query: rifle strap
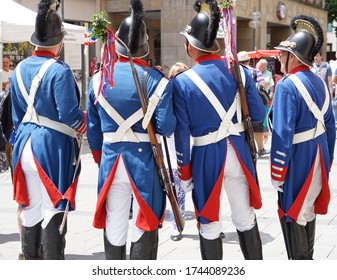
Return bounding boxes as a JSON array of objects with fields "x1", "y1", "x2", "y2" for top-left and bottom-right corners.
[
  {"x1": 143, "y1": 68, "x2": 148, "y2": 99},
  {"x1": 142, "y1": 71, "x2": 168, "y2": 130},
  {"x1": 143, "y1": 70, "x2": 177, "y2": 198},
  {"x1": 232, "y1": 64, "x2": 250, "y2": 119}
]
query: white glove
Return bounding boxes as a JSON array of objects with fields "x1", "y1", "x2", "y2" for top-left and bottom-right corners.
[
  {"x1": 271, "y1": 179, "x2": 284, "y2": 192},
  {"x1": 180, "y1": 178, "x2": 194, "y2": 193}
]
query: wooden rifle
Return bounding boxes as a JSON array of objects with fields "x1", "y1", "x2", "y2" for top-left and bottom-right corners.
[
  {"x1": 231, "y1": 61, "x2": 260, "y2": 187},
  {"x1": 163, "y1": 137, "x2": 177, "y2": 196},
  {"x1": 59, "y1": 78, "x2": 85, "y2": 234},
  {"x1": 59, "y1": 133, "x2": 84, "y2": 234},
  {"x1": 118, "y1": 38, "x2": 185, "y2": 233}
]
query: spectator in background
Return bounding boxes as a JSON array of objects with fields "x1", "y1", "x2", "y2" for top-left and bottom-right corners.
[
  {"x1": 329, "y1": 51, "x2": 337, "y2": 77},
  {"x1": 311, "y1": 51, "x2": 333, "y2": 96},
  {"x1": 0, "y1": 90, "x2": 10, "y2": 173},
  {"x1": 0, "y1": 58, "x2": 14, "y2": 173},
  {"x1": 90, "y1": 56, "x2": 97, "y2": 77},
  {"x1": 332, "y1": 63, "x2": 337, "y2": 127},
  {"x1": 330, "y1": 52, "x2": 337, "y2": 126},
  {"x1": 238, "y1": 51, "x2": 269, "y2": 157},
  {"x1": 169, "y1": 62, "x2": 189, "y2": 78},
  {"x1": 166, "y1": 62, "x2": 189, "y2": 241},
  {"x1": 1, "y1": 56, "x2": 14, "y2": 91},
  {"x1": 256, "y1": 59, "x2": 275, "y2": 145},
  {"x1": 9, "y1": 62, "x2": 15, "y2": 71}
]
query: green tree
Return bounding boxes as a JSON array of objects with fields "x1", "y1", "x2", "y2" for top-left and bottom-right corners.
[{"x1": 327, "y1": 0, "x2": 337, "y2": 36}]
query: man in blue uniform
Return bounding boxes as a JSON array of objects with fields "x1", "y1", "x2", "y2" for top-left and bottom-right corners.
[
  {"x1": 86, "y1": 0, "x2": 176, "y2": 260},
  {"x1": 271, "y1": 15, "x2": 336, "y2": 259},
  {"x1": 10, "y1": 0, "x2": 86, "y2": 260},
  {"x1": 172, "y1": 0, "x2": 265, "y2": 260}
]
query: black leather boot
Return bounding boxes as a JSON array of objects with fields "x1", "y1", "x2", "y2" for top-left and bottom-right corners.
[
  {"x1": 199, "y1": 234, "x2": 223, "y2": 260},
  {"x1": 130, "y1": 230, "x2": 158, "y2": 260},
  {"x1": 236, "y1": 222, "x2": 263, "y2": 260},
  {"x1": 305, "y1": 218, "x2": 316, "y2": 260},
  {"x1": 41, "y1": 213, "x2": 66, "y2": 260},
  {"x1": 22, "y1": 221, "x2": 43, "y2": 260},
  {"x1": 103, "y1": 230, "x2": 126, "y2": 260},
  {"x1": 285, "y1": 221, "x2": 309, "y2": 260}
]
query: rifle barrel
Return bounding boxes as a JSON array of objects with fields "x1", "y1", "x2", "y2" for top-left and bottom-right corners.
[{"x1": 118, "y1": 37, "x2": 185, "y2": 232}]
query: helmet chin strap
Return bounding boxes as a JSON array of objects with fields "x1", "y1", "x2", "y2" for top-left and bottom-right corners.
[
  {"x1": 185, "y1": 40, "x2": 192, "y2": 59},
  {"x1": 55, "y1": 41, "x2": 64, "y2": 59},
  {"x1": 285, "y1": 52, "x2": 290, "y2": 74}
]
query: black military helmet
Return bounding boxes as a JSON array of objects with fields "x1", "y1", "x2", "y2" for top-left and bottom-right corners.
[
  {"x1": 275, "y1": 15, "x2": 323, "y2": 67},
  {"x1": 116, "y1": 0, "x2": 149, "y2": 58},
  {"x1": 30, "y1": 0, "x2": 66, "y2": 47},
  {"x1": 181, "y1": 0, "x2": 220, "y2": 53}
]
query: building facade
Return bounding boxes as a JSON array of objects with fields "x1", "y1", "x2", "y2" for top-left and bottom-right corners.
[
  {"x1": 19, "y1": 0, "x2": 328, "y2": 70},
  {"x1": 102, "y1": 0, "x2": 329, "y2": 72}
]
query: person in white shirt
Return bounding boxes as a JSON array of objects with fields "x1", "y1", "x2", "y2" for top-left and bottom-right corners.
[
  {"x1": 256, "y1": 59, "x2": 275, "y2": 146},
  {"x1": 1, "y1": 56, "x2": 13, "y2": 91},
  {"x1": 311, "y1": 51, "x2": 333, "y2": 96}
]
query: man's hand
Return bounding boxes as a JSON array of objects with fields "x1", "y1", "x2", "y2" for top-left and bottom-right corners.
[
  {"x1": 271, "y1": 179, "x2": 284, "y2": 192},
  {"x1": 181, "y1": 178, "x2": 194, "y2": 193}
]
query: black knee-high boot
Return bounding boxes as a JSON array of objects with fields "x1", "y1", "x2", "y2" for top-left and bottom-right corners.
[
  {"x1": 41, "y1": 213, "x2": 66, "y2": 260},
  {"x1": 103, "y1": 229, "x2": 126, "y2": 260},
  {"x1": 282, "y1": 221, "x2": 308, "y2": 260},
  {"x1": 22, "y1": 221, "x2": 43, "y2": 260},
  {"x1": 199, "y1": 234, "x2": 223, "y2": 260},
  {"x1": 236, "y1": 222, "x2": 263, "y2": 260},
  {"x1": 305, "y1": 218, "x2": 316, "y2": 260},
  {"x1": 130, "y1": 230, "x2": 158, "y2": 260}
]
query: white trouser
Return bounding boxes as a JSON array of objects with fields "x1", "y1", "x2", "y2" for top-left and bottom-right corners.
[
  {"x1": 296, "y1": 149, "x2": 322, "y2": 226},
  {"x1": 105, "y1": 157, "x2": 144, "y2": 246},
  {"x1": 200, "y1": 139, "x2": 256, "y2": 239},
  {"x1": 20, "y1": 138, "x2": 61, "y2": 228}
]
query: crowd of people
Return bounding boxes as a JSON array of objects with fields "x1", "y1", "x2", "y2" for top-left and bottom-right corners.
[{"x1": 1, "y1": 0, "x2": 336, "y2": 261}]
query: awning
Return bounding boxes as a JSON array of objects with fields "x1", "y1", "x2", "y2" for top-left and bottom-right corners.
[{"x1": 247, "y1": 50, "x2": 281, "y2": 59}]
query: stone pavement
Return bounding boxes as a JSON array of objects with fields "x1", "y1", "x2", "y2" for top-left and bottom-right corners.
[{"x1": 1, "y1": 137, "x2": 337, "y2": 261}]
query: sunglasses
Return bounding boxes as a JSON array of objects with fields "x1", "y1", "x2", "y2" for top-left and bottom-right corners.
[{"x1": 9, "y1": 64, "x2": 14, "y2": 68}]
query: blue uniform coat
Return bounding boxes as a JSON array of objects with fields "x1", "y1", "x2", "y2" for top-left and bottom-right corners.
[
  {"x1": 10, "y1": 51, "x2": 85, "y2": 211},
  {"x1": 270, "y1": 66, "x2": 335, "y2": 221},
  {"x1": 172, "y1": 54, "x2": 266, "y2": 224},
  {"x1": 87, "y1": 59, "x2": 176, "y2": 231}
]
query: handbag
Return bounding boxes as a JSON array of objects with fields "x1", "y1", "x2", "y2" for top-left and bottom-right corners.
[
  {"x1": 256, "y1": 83, "x2": 270, "y2": 106},
  {"x1": 252, "y1": 69, "x2": 270, "y2": 106}
]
